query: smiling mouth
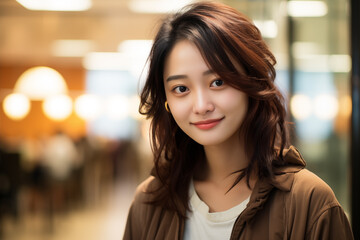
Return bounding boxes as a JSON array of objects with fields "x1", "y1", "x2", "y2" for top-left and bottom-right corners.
[{"x1": 191, "y1": 117, "x2": 224, "y2": 130}]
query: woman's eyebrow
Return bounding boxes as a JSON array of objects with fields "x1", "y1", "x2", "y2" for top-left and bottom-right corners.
[
  {"x1": 166, "y1": 74, "x2": 187, "y2": 82},
  {"x1": 166, "y1": 70, "x2": 215, "y2": 82},
  {"x1": 203, "y1": 69, "x2": 215, "y2": 76}
]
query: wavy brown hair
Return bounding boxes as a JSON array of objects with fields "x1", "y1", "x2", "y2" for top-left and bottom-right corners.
[{"x1": 140, "y1": 1, "x2": 288, "y2": 218}]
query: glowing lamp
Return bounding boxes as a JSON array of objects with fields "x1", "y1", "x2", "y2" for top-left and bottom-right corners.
[
  {"x1": 314, "y1": 95, "x2": 339, "y2": 120},
  {"x1": 287, "y1": 1, "x2": 328, "y2": 17},
  {"x1": 290, "y1": 94, "x2": 312, "y2": 120},
  {"x1": 16, "y1": 0, "x2": 92, "y2": 11},
  {"x1": 2, "y1": 93, "x2": 31, "y2": 120},
  {"x1": 14, "y1": 66, "x2": 68, "y2": 100},
  {"x1": 74, "y1": 94, "x2": 102, "y2": 120},
  {"x1": 338, "y1": 95, "x2": 352, "y2": 118},
  {"x1": 43, "y1": 94, "x2": 73, "y2": 121}
]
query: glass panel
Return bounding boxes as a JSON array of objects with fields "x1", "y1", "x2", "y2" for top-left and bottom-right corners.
[
  {"x1": 289, "y1": 0, "x2": 350, "y2": 215},
  {"x1": 225, "y1": 0, "x2": 351, "y2": 215}
]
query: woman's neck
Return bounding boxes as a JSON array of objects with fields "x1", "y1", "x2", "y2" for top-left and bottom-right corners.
[
  {"x1": 201, "y1": 136, "x2": 249, "y2": 184},
  {"x1": 193, "y1": 135, "x2": 256, "y2": 212}
]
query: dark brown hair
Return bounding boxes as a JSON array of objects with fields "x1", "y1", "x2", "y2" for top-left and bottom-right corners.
[{"x1": 140, "y1": 1, "x2": 288, "y2": 218}]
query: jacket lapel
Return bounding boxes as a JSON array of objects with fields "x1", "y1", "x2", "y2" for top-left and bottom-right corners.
[{"x1": 229, "y1": 146, "x2": 306, "y2": 239}]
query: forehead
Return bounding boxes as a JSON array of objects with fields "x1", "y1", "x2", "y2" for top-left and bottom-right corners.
[
  {"x1": 163, "y1": 40, "x2": 211, "y2": 77},
  {"x1": 163, "y1": 39, "x2": 247, "y2": 80}
]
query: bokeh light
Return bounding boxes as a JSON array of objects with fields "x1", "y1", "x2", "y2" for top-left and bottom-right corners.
[
  {"x1": 14, "y1": 66, "x2": 68, "y2": 100},
  {"x1": 2, "y1": 93, "x2": 31, "y2": 120},
  {"x1": 338, "y1": 95, "x2": 352, "y2": 118},
  {"x1": 42, "y1": 94, "x2": 73, "y2": 121},
  {"x1": 74, "y1": 94, "x2": 102, "y2": 120},
  {"x1": 314, "y1": 94, "x2": 339, "y2": 120},
  {"x1": 290, "y1": 94, "x2": 312, "y2": 120},
  {"x1": 105, "y1": 95, "x2": 129, "y2": 120}
]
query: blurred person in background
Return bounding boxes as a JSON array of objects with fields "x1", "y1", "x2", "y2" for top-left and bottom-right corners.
[
  {"x1": 124, "y1": 2, "x2": 353, "y2": 239},
  {"x1": 42, "y1": 131, "x2": 78, "y2": 183},
  {"x1": 42, "y1": 130, "x2": 78, "y2": 212}
]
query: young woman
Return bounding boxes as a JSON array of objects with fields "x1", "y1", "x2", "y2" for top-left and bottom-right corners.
[{"x1": 124, "y1": 2, "x2": 353, "y2": 239}]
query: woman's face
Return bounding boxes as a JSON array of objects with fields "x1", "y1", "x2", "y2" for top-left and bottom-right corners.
[{"x1": 163, "y1": 40, "x2": 248, "y2": 147}]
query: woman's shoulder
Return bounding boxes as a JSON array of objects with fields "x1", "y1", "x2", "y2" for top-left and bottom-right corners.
[
  {"x1": 132, "y1": 176, "x2": 159, "y2": 203},
  {"x1": 277, "y1": 146, "x2": 339, "y2": 205},
  {"x1": 290, "y1": 168, "x2": 339, "y2": 208},
  {"x1": 127, "y1": 176, "x2": 162, "y2": 221},
  {"x1": 285, "y1": 168, "x2": 353, "y2": 238}
]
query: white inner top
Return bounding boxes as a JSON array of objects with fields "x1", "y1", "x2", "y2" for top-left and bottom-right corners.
[{"x1": 183, "y1": 181, "x2": 250, "y2": 240}]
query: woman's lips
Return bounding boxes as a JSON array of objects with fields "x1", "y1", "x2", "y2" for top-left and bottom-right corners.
[{"x1": 192, "y1": 117, "x2": 224, "y2": 130}]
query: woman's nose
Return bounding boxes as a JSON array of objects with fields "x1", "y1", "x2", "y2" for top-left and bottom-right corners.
[{"x1": 192, "y1": 90, "x2": 215, "y2": 115}]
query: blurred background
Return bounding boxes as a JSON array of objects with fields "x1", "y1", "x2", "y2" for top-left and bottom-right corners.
[{"x1": 0, "y1": 0, "x2": 354, "y2": 239}]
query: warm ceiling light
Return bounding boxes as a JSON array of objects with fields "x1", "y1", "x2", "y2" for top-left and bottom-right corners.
[
  {"x1": 74, "y1": 94, "x2": 102, "y2": 120},
  {"x1": 2, "y1": 93, "x2": 31, "y2": 120},
  {"x1": 82, "y1": 52, "x2": 129, "y2": 70},
  {"x1": 16, "y1": 0, "x2": 92, "y2": 11},
  {"x1": 328, "y1": 55, "x2": 351, "y2": 73},
  {"x1": 14, "y1": 66, "x2": 68, "y2": 100},
  {"x1": 43, "y1": 94, "x2": 73, "y2": 121},
  {"x1": 129, "y1": 0, "x2": 195, "y2": 14},
  {"x1": 117, "y1": 40, "x2": 153, "y2": 54},
  {"x1": 294, "y1": 54, "x2": 351, "y2": 72},
  {"x1": 290, "y1": 94, "x2": 312, "y2": 120},
  {"x1": 253, "y1": 20, "x2": 278, "y2": 39},
  {"x1": 287, "y1": 1, "x2": 328, "y2": 17},
  {"x1": 52, "y1": 40, "x2": 95, "y2": 57}
]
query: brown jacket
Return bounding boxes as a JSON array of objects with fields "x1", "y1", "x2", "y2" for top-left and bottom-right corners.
[{"x1": 123, "y1": 146, "x2": 354, "y2": 239}]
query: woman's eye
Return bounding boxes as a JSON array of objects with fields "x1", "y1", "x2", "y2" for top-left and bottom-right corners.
[
  {"x1": 173, "y1": 86, "x2": 188, "y2": 94},
  {"x1": 211, "y1": 79, "x2": 224, "y2": 87}
]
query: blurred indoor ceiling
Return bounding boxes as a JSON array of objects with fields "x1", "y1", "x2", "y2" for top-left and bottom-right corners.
[
  {"x1": 0, "y1": 0, "x2": 180, "y2": 67},
  {"x1": 1, "y1": 0, "x2": 341, "y2": 69}
]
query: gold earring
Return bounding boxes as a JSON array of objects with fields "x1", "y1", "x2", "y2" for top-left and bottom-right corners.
[{"x1": 165, "y1": 101, "x2": 170, "y2": 112}]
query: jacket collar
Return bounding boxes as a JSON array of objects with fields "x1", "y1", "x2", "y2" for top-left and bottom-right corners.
[
  {"x1": 271, "y1": 145, "x2": 306, "y2": 191},
  {"x1": 231, "y1": 146, "x2": 306, "y2": 233}
]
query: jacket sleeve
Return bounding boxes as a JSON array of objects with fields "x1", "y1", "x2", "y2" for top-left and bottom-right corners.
[
  {"x1": 306, "y1": 205, "x2": 354, "y2": 240},
  {"x1": 123, "y1": 202, "x2": 142, "y2": 240},
  {"x1": 123, "y1": 177, "x2": 155, "y2": 240}
]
